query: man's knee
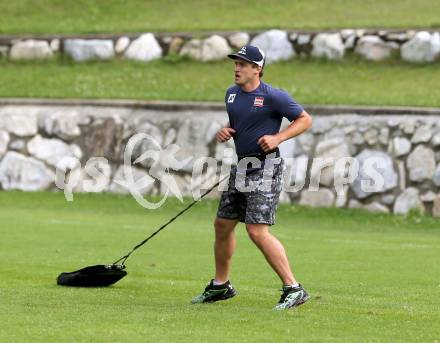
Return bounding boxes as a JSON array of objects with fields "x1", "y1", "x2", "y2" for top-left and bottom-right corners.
[
  {"x1": 214, "y1": 217, "x2": 237, "y2": 239},
  {"x1": 246, "y1": 224, "x2": 269, "y2": 243}
]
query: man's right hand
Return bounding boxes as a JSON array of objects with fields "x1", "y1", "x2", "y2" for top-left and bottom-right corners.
[{"x1": 216, "y1": 127, "x2": 236, "y2": 143}]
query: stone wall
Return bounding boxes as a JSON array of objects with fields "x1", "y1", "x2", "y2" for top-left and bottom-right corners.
[
  {"x1": 1, "y1": 29, "x2": 440, "y2": 63},
  {"x1": 0, "y1": 102, "x2": 439, "y2": 216}
]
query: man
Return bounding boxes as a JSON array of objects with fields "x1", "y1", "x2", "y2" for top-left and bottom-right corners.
[{"x1": 191, "y1": 45, "x2": 313, "y2": 310}]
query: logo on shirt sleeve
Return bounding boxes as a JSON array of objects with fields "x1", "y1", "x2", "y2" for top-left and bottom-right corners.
[
  {"x1": 227, "y1": 94, "x2": 236, "y2": 103},
  {"x1": 253, "y1": 97, "x2": 264, "y2": 107}
]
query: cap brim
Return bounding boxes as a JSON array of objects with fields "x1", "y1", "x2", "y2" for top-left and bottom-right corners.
[{"x1": 227, "y1": 53, "x2": 258, "y2": 65}]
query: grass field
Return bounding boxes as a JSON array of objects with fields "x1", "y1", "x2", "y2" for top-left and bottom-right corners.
[
  {"x1": 1, "y1": 56, "x2": 440, "y2": 107},
  {"x1": 1, "y1": 191, "x2": 439, "y2": 342},
  {"x1": 0, "y1": 0, "x2": 439, "y2": 34}
]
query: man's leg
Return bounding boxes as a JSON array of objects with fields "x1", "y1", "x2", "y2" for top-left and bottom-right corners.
[
  {"x1": 214, "y1": 217, "x2": 239, "y2": 282},
  {"x1": 246, "y1": 223, "x2": 297, "y2": 285}
]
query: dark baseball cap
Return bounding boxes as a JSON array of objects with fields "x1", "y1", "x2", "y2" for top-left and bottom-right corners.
[{"x1": 227, "y1": 45, "x2": 266, "y2": 68}]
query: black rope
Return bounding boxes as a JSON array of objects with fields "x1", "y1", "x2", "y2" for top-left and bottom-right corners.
[{"x1": 112, "y1": 174, "x2": 229, "y2": 266}]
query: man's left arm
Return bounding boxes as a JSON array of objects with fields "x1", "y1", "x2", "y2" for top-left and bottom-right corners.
[{"x1": 258, "y1": 110, "x2": 312, "y2": 153}]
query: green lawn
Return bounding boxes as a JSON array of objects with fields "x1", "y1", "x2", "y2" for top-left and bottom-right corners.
[
  {"x1": 0, "y1": 0, "x2": 439, "y2": 34},
  {"x1": 1, "y1": 57, "x2": 440, "y2": 107},
  {"x1": 1, "y1": 191, "x2": 439, "y2": 342}
]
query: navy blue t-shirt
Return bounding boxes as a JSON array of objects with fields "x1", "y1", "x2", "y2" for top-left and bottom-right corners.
[{"x1": 225, "y1": 81, "x2": 304, "y2": 156}]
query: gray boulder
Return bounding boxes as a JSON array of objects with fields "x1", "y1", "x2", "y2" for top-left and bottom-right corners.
[
  {"x1": 200, "y1": 35, "x2": 232, "y2": 61},
  {"x1": 27, "y1": 135, "x2": 82, "y2": 168},
  {"x1": 250, "y1": 30, "x2": 295, "y2": 64},
  {"x1": 9, "y1": 40, "x2": 53, "y2": 60},
  {"x1": 433, "y1": 164, "x2": 440, "y2": 186},
  {"x1": 180, "y1": 39, "x2": 203, "y2": 60},
  {"x1": 411, "y1": 124, "x2": 433, "y2": 143},
  {"x1": 0, "y1": 108, "x2": 38, "y2": 136},
  {"x1": 38, "y1": 111, "x2": 82, "y2": 140},
  {"x1": 64, "y1": 39, "x2": 114, "y2": 62},
  {"x1": 115, "y1": 36, "x2": 130, "y2": 54},
  {"x1": 389, "y1": 137, "x2": 411, "y2": 157},
  {"x1": 228, "y1": 32, "x2": 250, "y2": 48},
  {"x1": 406, "y1": 145, "x2": 436, "y2": 182},
  {"x1": 401, "y1": 31, "x2": 440, "y2": 63},
  {"x1": 124, "y1": 33, "x2": 162, "y2": 62},
  {"x1": 431, "y1": 131, "x2": 440, "y2": 147},
  {"x1": 393, "y1": 188, "x2": 424, "y2": 215},
  {"x1": 351, "y1": 149, "x2": 398, "y2": 199},
  {"x1": 355, "y1": 36, "x2": 397, "y2": 61},
  {"x1": 312, "y1": 136, "x2": 351, "y2": 186},
  {"x1": 0, "y1": 151, "x2": 55, "y2": 191},
  {"x1": 311, "y1": 33, "x2": 345, "y2": 60},
  {"x1": 109, "y1": 165, "x2": 155, "y2": 195},
  {"x1": 363, "y1": 202, "x2": 390, "y2": 214},
  {"x1": 0, "y1": 130, "x2": 9, "y2": 158},
  {"x1": 299, "y1": 189, "x2": 335, "y2": 208}
]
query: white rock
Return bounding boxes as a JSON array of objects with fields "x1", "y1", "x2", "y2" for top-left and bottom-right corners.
[
  {"x1": 431, "y1": 132, "x2": 440, "y2": 147},
  {"x1": 393, "y1": 188, "x2": 424, "y2": 215},
  {"x1": 163, "y1": 128, "x2": 177, "y2": 147},
  {"x1": 250, "y1": 29, "x2": 295, "y2": 64},
  {"x1": 74, "y1": 157, "x2": 111, "y2": 193},
  {"x1": 381, "y1": 194, "x2": 395, "y2": 205},
  {"x1": 351, "y1": 150, "x2": 398, "y2": 199},
  {"x1": 344, "y1": 35, "x2": 357, "y2": 49},
  {"x1": 311, "y1": 33, "x2": 345, "y2": 60},
  {"x1": 364, "y1": 202, "x2": 390, "y2": 214},
  {"x1": 433, "y1": 164, "x2": 440, "y2": 186},
  {"x1": 312, "y1": 136, "x2": 351, "y2": 186},
  {"x1": 420, "y1": 191, "x2": 437, "y2": 202},
  {"x1": 9, "y1": 40, "x2": 53, "y2": 60},
  {"x1": 228, "y1": 32, "x2": 250, "y2": 48},
  {"x1": 115, "y1": 36, "x2": 130, "y2": 54},
  {"x1": 401, "y1": 31, "x2": 440, "y2": 63},
  {"x1": 0, "y1": 130, "x2": 9, "y2": 157},
  {"x1": 348, "y1": 199, "x2": 362, "y2": 209},
  {"x1": 297, "y1": 34, "x2": 311, "y2": 45},
  {"x1": 279, "y1": 138, "x2": 297, "y2": 159},
  {"x1": 64, "y1": 39, "x2": 114, "y2": 62},
  {"x1": 205, "y1": 121, "x2": 222, "y2": 144},
  {"x1": 283, "y1": 155, "x2": 308, "y2": 191},
  {"x1": 38, "y1": 111, "x2": 82, "y2": 140},
  {"x1": 341, "y1": 29, "x2": 356, "y2": 40},
  {"x1": 200, "y1": 35, "x2": 232, "y2": 61},
  {"x1": 180, "y1": 39, "x2": 202, "y2": 60},
  {"x1": 109, "y1": 165, "x2": 154, "y2": 195},
  {"x1": 390, "y1": 137, "x2": 411, "y2": 156},
  {"x1": 355, "y1": 35, "x2": 396, "y2": 61},
  {"x1": 299, "y1": 189, "x2": 335, "y2": 207},
  {"x1": 27, "y1": 135, "x2": 82, "y2": 168},
  {"x1": 0, "y1": 108, "x2": 38, "y2": 136},
  {"x1": 50, "y1": 39, "x2": 60, "y2": 52},
  {"x1": 124, "y1": 33, "x2": 162, "y2": 61},
  {"x1": 411, "y1": 124, "x2": 433, "y2": 143},
  {"x1": 0, "y1": 151, "x2": 55, "y2": 191},
  {"x1": 406, "y1": 145, "x2": 436, "y2": 182}
]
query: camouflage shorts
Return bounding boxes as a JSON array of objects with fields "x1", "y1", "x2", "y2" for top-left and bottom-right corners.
[{"x1": 216, "y1": 158, "x2": 284, "y2": 225}]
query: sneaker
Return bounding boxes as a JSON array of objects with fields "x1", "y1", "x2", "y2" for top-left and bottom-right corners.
[
  {"x1": 274, "y1": 284, "x2": 310, "y2": 310},
  {"x1": 191, "y1": 279, "x2": 237, "y2": 304}
]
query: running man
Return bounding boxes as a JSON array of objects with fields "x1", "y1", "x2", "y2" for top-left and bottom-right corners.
[{"x1": 191, "y1": 45, "x2": 313, "y2": 309}]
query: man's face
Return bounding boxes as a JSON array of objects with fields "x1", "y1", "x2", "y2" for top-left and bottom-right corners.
[{"x1": 234, "y1": 59, "x2": 260, "y2": 86}]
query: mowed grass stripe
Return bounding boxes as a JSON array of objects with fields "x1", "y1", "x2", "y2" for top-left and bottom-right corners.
[
  {"x1": 1, "y1": 57, "x2": 440, "y2": 107},
  {"x1": 1, "y1": 0, "x2": 440, "y2": 34}
]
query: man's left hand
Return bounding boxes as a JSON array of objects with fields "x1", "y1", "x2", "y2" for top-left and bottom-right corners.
[{"x1": 257, "y1": 135, "x2": 281, "y2": 152}]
